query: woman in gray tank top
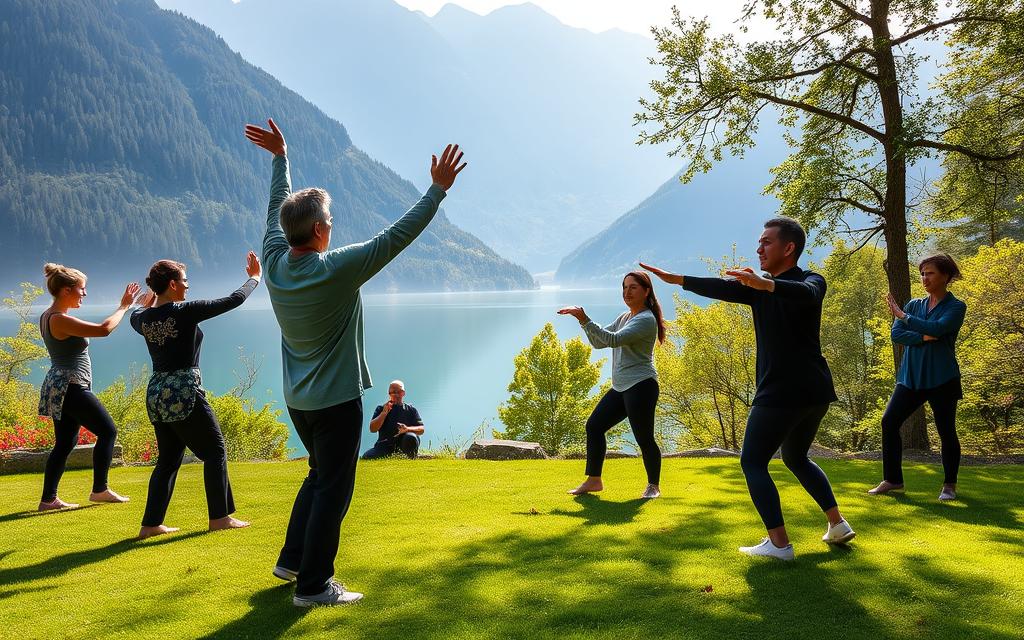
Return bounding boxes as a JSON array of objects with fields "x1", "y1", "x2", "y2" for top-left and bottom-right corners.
[{"x1": 37, "y1": 263, "x2": 140, "y2": 511}]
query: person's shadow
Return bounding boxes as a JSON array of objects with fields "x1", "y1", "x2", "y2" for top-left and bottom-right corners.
[
  {"x1": 199, "y1": 584, "x2": 305, "y2": 639},
  {"x1": 546, "y1": 496, "x2": 649, "y2": 525}
]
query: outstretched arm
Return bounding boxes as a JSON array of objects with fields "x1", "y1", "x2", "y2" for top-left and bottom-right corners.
[
  {"x1": 726, "y1": 269, "x2": 827, "y2": 304},
  {"x1": 326, "y1": 144, "x2": 467, "y2": 289},
  {"x1": 245, "y1": 119, "x2": 291, "y2": 261},
  {"x1": 178, "y1": 252, "x2": 262, "y2": 324},
  {"x1": 641, "y1": 262, "x2": 755, "y2": 305},
  {"x1": 50, "y1": 283, "x2": 141, "y2": 339}
]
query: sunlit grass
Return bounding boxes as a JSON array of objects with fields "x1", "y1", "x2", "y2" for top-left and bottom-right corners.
[{"x1": 1, "y1": 458, "x2": 1021, "y2": 639}]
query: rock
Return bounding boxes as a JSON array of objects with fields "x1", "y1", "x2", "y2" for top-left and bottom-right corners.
[
  {"x1": 464, "y1": 439, "x2": 549, "y2": 460},
  {"x1": 1, "y1": 443, "x2": 123, "y2": 475},
  {"x1": 664, "y1": 447, "x2": 740, "y2": 458}
]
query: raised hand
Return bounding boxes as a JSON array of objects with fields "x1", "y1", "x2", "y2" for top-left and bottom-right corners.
[
  {"x1": 557, "y1": 306, "x2": 589, "y2": 323},
  {"x1": 245, "y1": 251, "x2": 262, "y2": 279},
  {"x1": 886, "y1": 293, "x2": 906, "y2": 319},
  {"x1": 430, "y1": 144, "x2": 467, "y2": 191},
  {"x1": 639, "y1": 262, "x2": 684, "y2": 286},
  {"x1": 244, "y1": 118, "x2": 287, "y2": 156},
  {"x1": 120, "y1": 283, "x2": 141, "y2": 309},
  {"x1": 136, "y1": 291, "x2": 157, "y2": 308},
  {"x1": 724, "y1": 267, "x2": 773, "y2": 291}
]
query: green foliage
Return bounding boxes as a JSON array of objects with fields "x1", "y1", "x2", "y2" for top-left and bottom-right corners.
[
  {"x1": 0, "y1": 283, "x2": 47, "y2": 385},
  {"x1": 929, "y1": 1, "x2": 1024, "y2": 253},
  {"x1": 955, "y1": 239, "x2": 1024, "y2": 453},
  {"x1": 817, "y1": 244, "x2": 895, "y2": 451},
  {"x1": 496, "y1": 323, "x2": 607, "y2": 454},
  {"x1": 95, "y1": 365, "x2": 153, "y2": 464},
  {"x1": 656, "y1": 296, "x2": 755, "y2": 451},
  {"x1": 206, "y1": 393, "x2": 290, "y2": 462}
]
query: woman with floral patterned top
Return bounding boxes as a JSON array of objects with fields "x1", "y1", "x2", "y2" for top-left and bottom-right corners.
[
  {"x1": 131, "y1": 253, "x2": 261, "y2": 539},
  {"x1": 38, "y1": 263, "x2": 140, "y2": 511}
]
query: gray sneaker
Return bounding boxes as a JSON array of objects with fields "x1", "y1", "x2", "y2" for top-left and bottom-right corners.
[
  {"x1": 939, "y1": 486, "x2": 957, "y2": 501},
  {"x1": 272, "y1": 566, "x2": 298, "y2": 582},
  {"x1": 293, "y1": 580, "x2": 363, "y2": 607}
]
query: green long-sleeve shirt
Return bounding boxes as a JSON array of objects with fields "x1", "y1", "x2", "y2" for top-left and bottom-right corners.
[{"x1": 262, "y1": 154, "x2": 446, "y2": 410}]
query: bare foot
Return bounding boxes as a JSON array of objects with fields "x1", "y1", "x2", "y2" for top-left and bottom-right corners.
[
  {"x1": 209, "y1": 516, "x2": 250, "y2": 531},
  {"x1": 138, "y1": 524, "x2": 180, "y2": 540},
  {"x1": 38, "y1": 497, "x2": 79, "y2": 511},
  {"x1": 641, "y1": 483, "x2": 661, "y2": 499},
  {"x1": 90, "y1": 489, "x2": 130, "y2": 503},
  {"x1": 867, "y1": 480, "x2": 905, "y2": 495},
  {"x1": 568, "y1": 477, "x2": 603, "y2": 495}
]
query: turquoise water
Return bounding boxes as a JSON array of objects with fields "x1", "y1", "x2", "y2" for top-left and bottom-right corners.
[{"x1": 6, "y1": 287, "x2": 694, "y2": 455}]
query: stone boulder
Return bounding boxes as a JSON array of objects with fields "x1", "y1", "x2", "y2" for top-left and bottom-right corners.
[
  {"x1": 464, "y1": 439, "x2": 549, "y2": 460},
  {"x1": 1, "y1": 443, "x2": 124, "y2": 475},
  {"x1": 664, "y1": 447, "x2": 740, "y2": 458}
]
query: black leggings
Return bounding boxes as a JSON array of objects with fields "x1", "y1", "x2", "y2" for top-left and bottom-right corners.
[
  {"x1": 740, "y1": 403, "x2": 837, "y2": 530},
  {"x1": 141, "y1": 396, "x2": 234, "y2": 527},
  {"x1": 585, "y1": 377, "x2": 661, "y2": 485},
  {"x1": 42, "y1": 383, "x2": 118, "y2": 501},
  {"x1": 881, "y1": 378, "x2": 962, "y2": 485}
]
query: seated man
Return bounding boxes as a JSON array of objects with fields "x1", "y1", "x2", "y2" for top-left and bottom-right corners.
[{"x1": 362, "y1": 380, "x2": 425, "y2": 459}]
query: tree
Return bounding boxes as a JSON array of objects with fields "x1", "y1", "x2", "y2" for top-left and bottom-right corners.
[
  {"x1": 637, "y1": 0, "x2": 1021, "y2": 448},
  {"x1": 929, "y1": 0, "x2": 1024, "y2": 253},
  {"x1": 496, "y1": 323, "x2": 606, "y2": 454},
  {"x1": 818, "y1": 244, "x2": 895, "y2": 451},
  {"x1": 954, "y1": 239, "x2": 1024, "y2": 453},
  {"x1": 656, "y1": 297, "x2": 756, "y2": 451},
  {"x1": 0, "y1": 283, "x2": 47, "y2": 384}
]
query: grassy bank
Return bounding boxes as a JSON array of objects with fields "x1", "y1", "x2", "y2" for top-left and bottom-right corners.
[{"x1": 1, "y1": 458, "x2": 1021, "y2": 639}]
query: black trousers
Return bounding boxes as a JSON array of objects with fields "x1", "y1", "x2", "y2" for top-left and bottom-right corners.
[
  {"x1": 141, "y1": 396, "x2": 235, "y2": 526},
  {"x1": 881, "y1": 377, "x2": 962, "y2": 485},
  {"x1": 42, "y1": 383, "x2": 118, "y2": 501},
  {"x1": 362, "y1": 433, "x2": 420, "y2": 459},
  {"x1": 740, "y1": 403, "x2": 837, "y2": 530},
  {"x1": 278, "y1": 398, "x2": 363, "y2": 596},
  {"x1": 584, "y1": 377, "x2": 661, "y2": 485}
]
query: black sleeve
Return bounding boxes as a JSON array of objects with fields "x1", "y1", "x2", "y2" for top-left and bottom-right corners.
[
  {"x1": 177, "y1": 278, "x2": 259, "y2": 324},
  {"x1": 371, "y1": 405, "x2": 384, "y2": 419},
  {"x1": 410, "y1": 406, "x2": 423, "y2": 426},
  {"x1": 772, "y1": 272, "x2": 827, "y2": 303},
  {"x1": 129, "y1": 308, "x2": 145, "y2": 334},
  {"x1": 683, "y1": 276, "x2": 757, "y2": 305}
]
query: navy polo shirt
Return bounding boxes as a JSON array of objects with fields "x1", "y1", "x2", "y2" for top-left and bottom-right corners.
[{"x1": 371, "y1": 403, "x2": 423, "y2": 443}]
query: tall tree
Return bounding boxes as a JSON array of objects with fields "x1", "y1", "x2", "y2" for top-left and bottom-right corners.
[{"x1": 637, "y1": 0, "x2": 1021, "y2": 447}]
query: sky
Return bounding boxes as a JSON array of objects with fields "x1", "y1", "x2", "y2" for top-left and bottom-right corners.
[{"x1": 391, "y1": 0, "x2": 766, "y2": 37}]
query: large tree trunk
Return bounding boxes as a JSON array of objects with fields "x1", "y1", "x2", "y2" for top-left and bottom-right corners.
[{"x1": 874, "y1": 0, "x2": 931, "y2": 449}]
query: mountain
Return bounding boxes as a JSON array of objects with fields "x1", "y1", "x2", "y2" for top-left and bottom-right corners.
[
  {"x1": 154, "y1": 0, "x2": 681, "y2": 271},
  {"x1": 556, "y1": 134, "x2": 789, "y2": 284},
  {"x1": 0, "y1": 0, "x2": 534, "y2": 293}
]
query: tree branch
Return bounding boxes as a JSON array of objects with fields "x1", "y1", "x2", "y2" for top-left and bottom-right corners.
[
  {"x1": 890, "y1": 15, "x2": 1007, "y2": 47},
  {"x1": 753, "y1": 47, "x2": 878, "y2": 84},
  {"x1": 828, "y1": 0, "x2": 871, "y2": 25},
  {"x1": 750, "y1": 90, "x2": 886, "y2": 141},
  {"x1": 910, "y1": 139, "x2": 1024, "y2": 162}
]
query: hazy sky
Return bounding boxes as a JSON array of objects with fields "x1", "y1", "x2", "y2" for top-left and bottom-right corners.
[{"x1": 392, "y1": 0, "x2": 766, "y2": 37}]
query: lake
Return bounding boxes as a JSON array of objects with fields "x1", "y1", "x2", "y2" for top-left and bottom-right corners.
[{"x1": 4, "y1": 287, "x2": 696, "y2": 455}]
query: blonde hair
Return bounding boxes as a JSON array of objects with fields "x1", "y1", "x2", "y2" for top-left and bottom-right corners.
[{"x1": 43, "y1": 263, "x2": 87, "y2": 297}]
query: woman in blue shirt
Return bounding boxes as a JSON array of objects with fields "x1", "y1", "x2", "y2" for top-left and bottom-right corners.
[{"x1": 871, "y1": 254, "x2": 967, "y2": 501}]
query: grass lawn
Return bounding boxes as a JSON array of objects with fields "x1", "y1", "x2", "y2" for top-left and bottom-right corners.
[{"x1": 1, "y1": 457, "x2": 1021, "y2": 639}]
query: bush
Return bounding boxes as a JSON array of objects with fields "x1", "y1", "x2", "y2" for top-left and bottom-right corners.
[{"x1": 206, "y1": 393, "x2": 290, "y2": 461}]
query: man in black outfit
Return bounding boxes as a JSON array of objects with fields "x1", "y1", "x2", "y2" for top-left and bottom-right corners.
[
  {"x1": 641, "y1": 216, "x2": 855, "y2": 560},
  {"x1": 362, "y1": 380, "x2": 425, "y2": 460}
]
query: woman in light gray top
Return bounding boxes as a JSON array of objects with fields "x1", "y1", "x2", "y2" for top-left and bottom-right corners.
[
  {"x1": 38, "y1": 263, "x2": 140, "y2": 511},
  {"x1": 559, "y1": 271, "x2": 667, "y2": 498}
]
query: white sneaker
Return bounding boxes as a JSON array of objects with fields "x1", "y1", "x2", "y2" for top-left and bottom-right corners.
[
  {"x1": 641, "y1": 484, "x2": 661, "y2": 499},
  {"x1": 293, "y1": 580, "x2": 363, "y2": 607},
  {"x1": 939, "y1": 486, "x2": 957, "y2": 501},
  {"x1": 822, "y1": 519, "x2": 856, "y2": 544},
  {"x1": 738, "y1": 537, "x2": 795, "y2": 561},
  {"x1": 272, "y1": 565, "x2": 298, "y2": 582}
]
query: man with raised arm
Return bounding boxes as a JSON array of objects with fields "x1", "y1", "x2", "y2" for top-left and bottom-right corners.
[
  {"x1": 245, "y1": 119, "x2": 466, "y2": 607},
  {"x1": 641, "y1": 217, "x2": 855, "y2": 561},
  {"x1": 363, "y1": 380, "x2": 426, "y2": 460}
]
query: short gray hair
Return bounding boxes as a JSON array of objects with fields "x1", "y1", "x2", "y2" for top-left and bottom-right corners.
[
  {"x1": 389, "y1": 380, "x2": 405, "y2": 390},
  {"x1": 280, "y1": 187, "x2": 331, "y2": 247}
]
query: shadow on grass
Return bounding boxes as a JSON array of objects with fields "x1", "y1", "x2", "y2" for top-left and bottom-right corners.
[
  {"x1": 545, "y1": 496, "x2": 648, "y2": 525},
  {"x1": 198, "y1": 584, "x2": 305, "y2": 640},
  {"x1": 0, "y1": 530, "x2": 207, "y2": 587},
  {"x1": 0, "y1": 503, "x2": 101, "y2": 524}
]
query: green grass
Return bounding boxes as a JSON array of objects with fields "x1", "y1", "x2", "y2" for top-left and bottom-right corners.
[{"x1": 1, "y1": 458, "x2": 1022, "y2": 639}]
